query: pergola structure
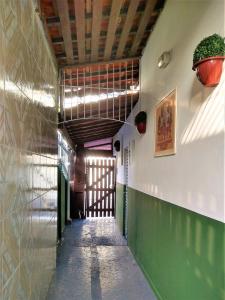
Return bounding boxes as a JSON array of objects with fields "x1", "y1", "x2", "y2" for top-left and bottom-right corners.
[{"x1": 40, "y1": 0, "x2": 165, "y2": 146}]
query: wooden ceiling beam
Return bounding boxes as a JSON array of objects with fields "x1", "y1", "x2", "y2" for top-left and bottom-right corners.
[
  {"x1": 116, "y1": 0, "x2": 140, "y2": 58},
  {"x1": 56, "y1": 44, "x2": 137, "y2": 58},
  {"x1": 85, "y1": 150, "x2": 113, "y2": 157},
  {"x1": 52, "y1": 30, "x2": 150, "y2": 45},
  {"x1": 67, "y1": 120, "x2": 121, "y2": 129},
  {"x1": 62, "y1": 56, "x2": 139, "y2": 70},
  {"x1": 70, "y1": 129, "x2": 118, "y2": 139},
  {"x1": 56, "y1": 0, "x2": 74, "y2": 64},
  {"x1": 75, "y1": 135, "x2": 114, "y2": 143},
  {"x1": 74, "y1": 134, "x2": 118, "y2": 144},
  {"x1": 52, "y1": 0, "x2": 59, "y2": 16},
  {"x1": 85, "y1": 142, "x2": 112, "y2": 149},
  {"x1": 74, "y1": 0, "x2": 86, "y2": 63},
  {"x1": 69, "y1": 126, "x2": 121, "y2": 139},
  {"x1": 67, "y1": 123, "x2": 121, "y2": 135},
  {"x1": 63, "y1": 66, "x2": 139, "y2": 77},
  {"x1": 91, "y1": 0, "x2": 103, "y2": 61},
  {"x1": 104, "y1": 0, "x2": 123, "y2": 60},
  {"x1": 70, "y1": 128, "x2": 120, "y2": 139},
  {"x1": 46, "y1": 9, "x2": 150, "y2": 26},
  {"x1": 66, "y1": 118, "x2": 118, "y2": 125},
  {"x1": 130, "y1": 0, "x2": 157, "y2": 55}
]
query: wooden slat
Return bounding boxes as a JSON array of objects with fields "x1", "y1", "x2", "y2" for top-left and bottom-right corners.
[
  {"x1": 86, "y1": 188, "x2": 114, "y2": 192},
  {"x1": 88, "y1": 191, "x2": 112, "y2": 209},
  {"x1": 71, "y1": 125, "x2": 122, "y2": 136},
  {"x1": 52, "y1": 30, "x2": 149, "y2": 45},
  {"x1": 91, "y1": 159, "x2": 94, "y2": 217},
  {"x1": 86, "y1": 165, "x2": 114, "y2": 170},
  {"x1": 130, "y1": 0, "x2": 157, "y2": 55},
  {"x1": 108, "y1": 160, "x2": 111, "y2": 216},
  {"x1": 66, "y1": 118, "x2": 121, "y2": 127},
  {"x1": 85, "y1": 142, "x2": 112, "y2": 148},
  {"x1": 96, "y1": 159, "x2": 99, "y2": 216},
  {"x1": 67, "y1": 124, "x2": 121, "y2": 135},
  {"x1": 94, "y1": 160, "x2": 97, "y2": 216},
  {"x1": 105, "y1": 160, "x2": 108, "y2": 216},
  {"x1": 69, "y1": 126, "x2": 120, "y2": 137},
  {"x1": 103, "y1": 159, "x2": 106, "y2": 217},
  {"x1": 63, "y1": 56, "x2": 139, "y2": 70},
  {"x1": 116, "y1": 0, "x2": 140, "y2": 58},
  {"x1": 100, "y1": 159, "x2": 103, "y2": 217},
  {"x1": 56, "y1": 0, "x2": 74, "y2": 64},
  {"x1": 85, "y1": 169, "x2": 112, "y2": 188},
  {"x1": 52, "y1": 0, "x2": 59, "y2": 16},
  {"x1": 75, "y1": 134, "x2": 117, "y2": 144},
  {"x1": 74, "y1": 0, "x2": 86, "y2": 63},
  {"x1": 111, "y1": 160, "x2": 115, "y2": 216},
  {"x1": 88, "y1": 208, "x2": 114, "y2": 212},
  {"x1": 70, "y1": 130, "x2": 120, "y2": 141},
  {"x1": 86, "y1": 161, "x2": 90, "y2": 217},
  {"x1": 104, "y1": 0, "x2": 123, "y2": 60},
  {"x1": 91, "y1": 0, "x2": 103, "y2": 61},
  {"x1": 46, "y1": 9, "x2": 148, "y2": 26}
]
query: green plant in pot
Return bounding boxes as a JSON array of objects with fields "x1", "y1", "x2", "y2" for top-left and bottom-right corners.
[
  {"x1": 135, "y1": 111, "x2": 147, "y2": 134},
  {"x1": 192, "y1": 34, "x2": 225, "y2": 87}
]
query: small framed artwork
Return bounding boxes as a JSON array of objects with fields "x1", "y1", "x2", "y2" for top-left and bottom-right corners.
[{"x1": 155, "y1": 89, "x2": 177, "y2": 156}]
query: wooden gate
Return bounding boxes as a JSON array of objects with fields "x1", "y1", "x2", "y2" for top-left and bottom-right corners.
[{"x1": 85, "y1": 157, "x2": 115, "y2": 217}]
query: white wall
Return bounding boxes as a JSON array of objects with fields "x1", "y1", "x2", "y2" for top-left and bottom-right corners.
[{"x1": 114, "y1": 0, "x2": 225, "y2": 223}]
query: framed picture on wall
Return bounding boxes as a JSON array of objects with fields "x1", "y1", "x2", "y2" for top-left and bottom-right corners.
[{"x1": 154, "y1": 89, "x2": 177, "y2": 156}]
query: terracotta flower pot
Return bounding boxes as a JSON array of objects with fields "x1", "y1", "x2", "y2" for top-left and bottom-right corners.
[
  {"x1": 136, "y1": 122, "x2": 146, "y2": 134},
  {"x1": 192, "y1": 56, "x2": 225, "y2": 87}
]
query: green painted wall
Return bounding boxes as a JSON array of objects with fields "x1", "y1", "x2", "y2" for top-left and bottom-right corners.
[
  {"x1": 116, "y1": 184, "x2": 225, "y2": 300},
  {"x1": 116, "y1": 183, "x2": 125, "y2": 235},
  {"x1": 58, "y1": 166, "x2": 67, "y2": 240},
  {"x1": 60, "y1": 172, "x2": 66, "y2": 233}
]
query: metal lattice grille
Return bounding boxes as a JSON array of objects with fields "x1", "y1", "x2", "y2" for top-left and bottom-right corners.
[{"x1": 59, "y1": 58, "x2": 139, "y2": 124}]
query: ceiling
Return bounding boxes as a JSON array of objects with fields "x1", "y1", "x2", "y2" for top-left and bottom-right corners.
[{"x1": 40, "y1": 0, "x2": 165, "y2": 146}]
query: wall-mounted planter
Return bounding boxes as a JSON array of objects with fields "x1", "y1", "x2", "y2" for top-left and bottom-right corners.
[
  {"x1": 114, "y1": 140, "x2": 120, "y2": 152},
  {"x1": 135, "y1": 111, "x2": 147, "y2": 134},
  {"x1": 192, "y1": 56, "x2": 225, "y2": 87},
  {"x1": 136, "y1": 122, "x2": 146, "y2": 134},
  {"x1": 192, "y1": 34, "x2": 225, "y2": 87}
]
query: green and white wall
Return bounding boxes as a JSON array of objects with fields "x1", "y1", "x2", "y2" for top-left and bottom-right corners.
[{"x1": 114, "y1": 0, "x2": 225, "y2": 299}]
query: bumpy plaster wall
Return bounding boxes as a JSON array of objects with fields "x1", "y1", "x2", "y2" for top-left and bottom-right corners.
[
  {"x1": 0, "y1": 1, "x2": 58, "y2": 299},
  {"x1": 115, "y1": 0, "x2": 225, "y2": 223}
]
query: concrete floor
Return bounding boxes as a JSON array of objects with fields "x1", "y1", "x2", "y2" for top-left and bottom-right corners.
[{"x1": 47, "y1": 218, "x2": 156, "y2": 300}]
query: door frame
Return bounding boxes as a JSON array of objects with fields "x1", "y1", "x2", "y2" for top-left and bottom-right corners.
[{"x1": 123, "y1": 147, "x2": 129, "y2": 239}]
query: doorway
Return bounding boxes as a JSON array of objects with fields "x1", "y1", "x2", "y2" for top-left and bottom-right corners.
[
  {"x1": 85, "y1": 156, "x2": 116, "y2": 217},
  {"x1": 123, "y1": 148, "x2": 129, "y2": 239}
]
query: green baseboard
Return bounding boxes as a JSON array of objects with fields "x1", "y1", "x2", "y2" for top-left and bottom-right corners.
[
  {"x1": 116, "y1": 183, "x2": 225, "y2": 300},
  {"x1": 116, "y1": 183, "x2": 125, "y2": 235}
]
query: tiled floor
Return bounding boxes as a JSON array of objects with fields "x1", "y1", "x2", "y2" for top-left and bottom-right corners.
[{"x1": 47, "y1": 218, "x2": 157, "y2": 300}]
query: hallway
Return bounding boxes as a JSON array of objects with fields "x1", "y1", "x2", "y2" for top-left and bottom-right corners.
[{"x1": 47, "y1": 219, "x2": 156, "y2": 300}]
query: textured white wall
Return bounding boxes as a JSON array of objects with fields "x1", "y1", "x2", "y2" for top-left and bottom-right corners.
[{"x1": 114, "y1": 0, "x2": 225, "y2": 223}]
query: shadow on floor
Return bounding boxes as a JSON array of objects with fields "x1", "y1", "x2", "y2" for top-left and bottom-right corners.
[{"x1": 47, "y1": 218, "x2": 156, "y2": 300}]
